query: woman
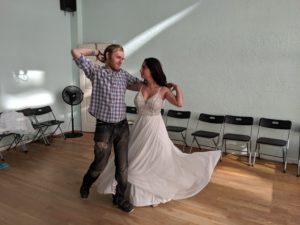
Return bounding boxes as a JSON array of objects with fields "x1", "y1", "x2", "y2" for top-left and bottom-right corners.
[{"x1": 96, "y1": 58, "x2": 220, "y2": 207}]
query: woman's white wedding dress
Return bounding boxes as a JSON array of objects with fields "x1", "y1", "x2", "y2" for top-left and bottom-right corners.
[{"x1": 95, "y1": 88, "x2": 221, "y2": 206}]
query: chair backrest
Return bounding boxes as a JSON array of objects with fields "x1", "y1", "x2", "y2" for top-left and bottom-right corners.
[
  {"x1": 32, "y1": 106, "x2": 52, "y2": 116},
  {"x1": 31, "y1": 106, "x2": 59, "y2": 125},
  {"x1": 167, "y1": 110, "x2": 191, "y2": 119},
  {"x1": 225, "y1": 115, "x2": 253, "y2": 126},
  {"x1": 166, "y1": 110, "x2": 191, "y2": 129},
  {"x1": 17, "y1": 108, "x2": 34, "y2": 117},
  {"x1": 199, "y1": 113, "x2": 225, "y2": 124},
  {"x1": 223, "y1": 115, "x2": 254, "y2": 136},
  {"x1": 259, "y1": 118, "x2": 291, "y2": 130},
  {"x1": 17, "y1": 108, "x2": 37, "y2": 126},
  {"x1": 257, "y1": 117, "x2": 292, "y2": 141},
  {"x1": 126, "y1": 106, "x2": 137, "y2": 114},
  {"x1": 196, "y1": 113, "x2": 225, "y2": 134}
]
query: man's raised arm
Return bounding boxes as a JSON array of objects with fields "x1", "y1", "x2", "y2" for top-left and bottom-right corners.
[{"x1": 71, "y1": 48, "x2": 102, "y2": 60}]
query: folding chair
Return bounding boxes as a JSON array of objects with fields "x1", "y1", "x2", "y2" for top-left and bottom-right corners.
[
  {"x1": 17, "y1": 108, "x2": 50, "y2": 145},
  {"x1": 0, "y1": 111, "x2": 28, "y2": 155},
  {"x1": 126, "y1": 106, "x2": 137, "y2": 126},
  {"x1": 166, "y1": 110, "x2": 191, "y2": 151},
  {"x1": 0, "y1": 131, "x2": 16, "y2": 160},
  {"x1": 190, "y1": 113, "x2": 224, "y2": 154},
  {"x1": 252, "y1": 118, "x2": 292, "y2": 173},
  {"x1": 222, "y1": 115, "x2": 253, "y2": 165},
  {"x1": 31, "y1": 106, "x2": 65, "y2": 143}
]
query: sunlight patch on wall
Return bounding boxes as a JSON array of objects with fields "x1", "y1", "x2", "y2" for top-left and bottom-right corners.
[
  {"x1": 3, "y1": 90, "x2": 54, "y2": 110},
  {"x1": 12, "y1": 70, "x2": 45, "y2": 86},
  {"x1": 124, "y1": 1, "x2": 201, "y2": 57}
]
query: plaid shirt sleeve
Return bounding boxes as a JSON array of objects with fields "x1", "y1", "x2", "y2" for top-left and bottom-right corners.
[
  {"x1": 124, "y1": 70, "x2": 141, "y2": 87},
  {"x1": 74, "y1": 55, "x2": 99, "y2": 80}
]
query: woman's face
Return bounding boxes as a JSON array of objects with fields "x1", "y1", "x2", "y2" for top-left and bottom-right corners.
[{"x1": 140, "y1": 62, "x2": 151, "y2": 80}]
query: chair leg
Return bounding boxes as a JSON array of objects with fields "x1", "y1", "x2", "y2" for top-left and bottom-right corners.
[
  {"x1": 219, "y1": 147, "x2": 223, "y2": 162},
  {"x1": 194, "y1": 138, "x2": 202, "y2": 151},
  {"x1": 297, "y1": 147, "x2": 300, "y2": 177},
  {"x1": 252, "y1": 143, "x2": 258, "y2": 167},
  {"x1": 0, "y1": 151, "x2": 4, "y2": 161},
  {"x1": 283, "y1": 147, "x2": 288, "y2": 173},
  {"x1": 258, "y1": 144, "x2": 261, "y2": 159},
  {"x1": 37, "y1": 127, "x2": 50, "y2": 145},
  {"x1": 58, "y1": 126, "x2": 66, "y2": 139},
  {"x1": 220, "y1": 140, "x2": 225, "y2": 161},
  {"x1": 12, "y1": 134, "x2": 27, "y2": 153},
  {"x1": 297, "y1": 158, "x2": 300, "y2": 177},
  {"x1": 51, "y1": 125, "x2": 65, "y2": 139},
  {"x1": 282, "y1": 147, "x2": 285, "y2": 165},
  {"x1": 190, "y1": 137, "x2": 195, "y2": 153},
  {"x1": 247, "y1": 142, "x2": 251, "y2": 166},
  {"x1": 181, "y1": 132, "x2": 188, "y2": 152}
]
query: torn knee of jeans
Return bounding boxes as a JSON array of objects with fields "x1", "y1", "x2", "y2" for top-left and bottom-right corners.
[{"x1": 96, "y1": 141, "x2": 109, "y2": 149}]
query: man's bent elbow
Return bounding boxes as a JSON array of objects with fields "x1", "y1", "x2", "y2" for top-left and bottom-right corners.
[{"x1": 71, "y1": 48, "x2": 79, "y2": 59}]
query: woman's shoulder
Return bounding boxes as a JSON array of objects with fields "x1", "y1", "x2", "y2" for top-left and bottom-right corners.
[
  {"x1": 160, "y1": 86, "x2": 170, "y2": 93},
  {"x1": 159, "y1": 86, "x2": 171, "y2": 98}
]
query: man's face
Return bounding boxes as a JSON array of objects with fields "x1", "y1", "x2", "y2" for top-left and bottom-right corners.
[{"x1": 107, "y1": 49, "x2": 124, "y2": 71}]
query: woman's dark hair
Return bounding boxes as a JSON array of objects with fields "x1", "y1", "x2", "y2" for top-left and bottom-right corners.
[{"x1": 143, "y1": 58, "x2": 167, "y2": 86}]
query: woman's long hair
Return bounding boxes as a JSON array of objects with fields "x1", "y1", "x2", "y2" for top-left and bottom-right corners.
[{"x1": 143, "y1": 58, "x2": 167, "y2": 86}]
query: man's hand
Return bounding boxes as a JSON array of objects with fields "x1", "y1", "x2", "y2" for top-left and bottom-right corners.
[
  {"x1": 95, "y1": 49, "x2": 105, "y2": 63},
  {"x1": 166, "y1": 82, "x2": 177, "y2": 91}
]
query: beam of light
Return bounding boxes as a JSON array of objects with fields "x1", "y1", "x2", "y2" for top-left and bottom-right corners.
[
  {"x1": 12, "y1": 70, "x2": 45, "y2": 86},
  {"x1": 2, "y1": 90, "x2": 54, "y2": 110},
  {"x1": 124, "y1": 1, "x2": 201, "y2": 57}
]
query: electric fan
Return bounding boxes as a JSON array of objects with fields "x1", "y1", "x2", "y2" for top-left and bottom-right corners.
[{"x1": 62, "y1": 85, "x2": 84, "y2": 138}]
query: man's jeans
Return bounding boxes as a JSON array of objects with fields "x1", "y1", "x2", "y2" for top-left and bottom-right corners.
[{"x1": 82, "y1": 119, "x2": 129, "y2": 202}]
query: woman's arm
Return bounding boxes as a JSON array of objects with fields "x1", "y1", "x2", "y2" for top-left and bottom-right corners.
[{"x1": 163, "y1": 83, "x2": 183, "y2": 107}]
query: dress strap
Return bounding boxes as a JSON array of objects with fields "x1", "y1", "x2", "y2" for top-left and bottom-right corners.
[
  {"x1": 156, "y1": 87, "x2": 162, "y2": 95},
  {"x1": 139, "y1": 85, "x2": 143, "y2": 92}
]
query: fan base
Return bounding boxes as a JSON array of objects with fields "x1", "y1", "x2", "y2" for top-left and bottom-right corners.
[{"x1": 64, "y1": 132, "x2": 83, "y2": 138}]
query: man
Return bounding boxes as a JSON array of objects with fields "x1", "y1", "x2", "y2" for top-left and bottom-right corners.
[{"x1": 71, "y1": 44, "x2": 140, "y2": 213}]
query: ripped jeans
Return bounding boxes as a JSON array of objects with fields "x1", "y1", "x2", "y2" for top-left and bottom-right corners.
[{"x1": 81, "y1": 119, "x2": 129, "y2": 202}]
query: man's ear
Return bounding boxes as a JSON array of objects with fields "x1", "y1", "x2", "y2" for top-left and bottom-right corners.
[{"x1": 105, "y1": 52, "x2": 110, "y2": 61}]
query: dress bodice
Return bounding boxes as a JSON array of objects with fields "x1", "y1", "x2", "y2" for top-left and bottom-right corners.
[{"x1": 134, "y1": 88, "x2": 163, "y2": 116}]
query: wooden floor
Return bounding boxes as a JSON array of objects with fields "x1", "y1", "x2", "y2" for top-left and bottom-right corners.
[{"x1": 0, "y1": 133, "x2": 299, "y2": 225}]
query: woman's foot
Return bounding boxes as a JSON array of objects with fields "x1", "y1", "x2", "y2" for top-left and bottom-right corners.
[{"x1": 151, "y1": 204, "x2": 159, "y2": 207}]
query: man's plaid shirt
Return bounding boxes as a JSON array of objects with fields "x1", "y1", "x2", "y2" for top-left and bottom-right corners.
[{"x1": 75, "y1": 56, "x2": 139, "y2": 123}]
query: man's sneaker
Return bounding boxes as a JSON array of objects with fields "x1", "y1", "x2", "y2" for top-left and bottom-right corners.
[
  {"x1": 118, "y1": 200, "x2": 135, "y2": 213},
  {"x1": 80, "y1": 183, "x2": 90, "y2": 199}
]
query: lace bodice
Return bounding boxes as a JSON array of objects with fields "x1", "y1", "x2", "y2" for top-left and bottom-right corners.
[{"x1": 134, "y1": 88, "x2": 163, "y2": 116}]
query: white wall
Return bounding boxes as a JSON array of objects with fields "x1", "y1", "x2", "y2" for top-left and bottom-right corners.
[
  {"x1": 0, "y1": 0, "x2": 78, "y2": 132},
  {"x1": 80, "y1": 0, "x2": 300, "y2": 163}
]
